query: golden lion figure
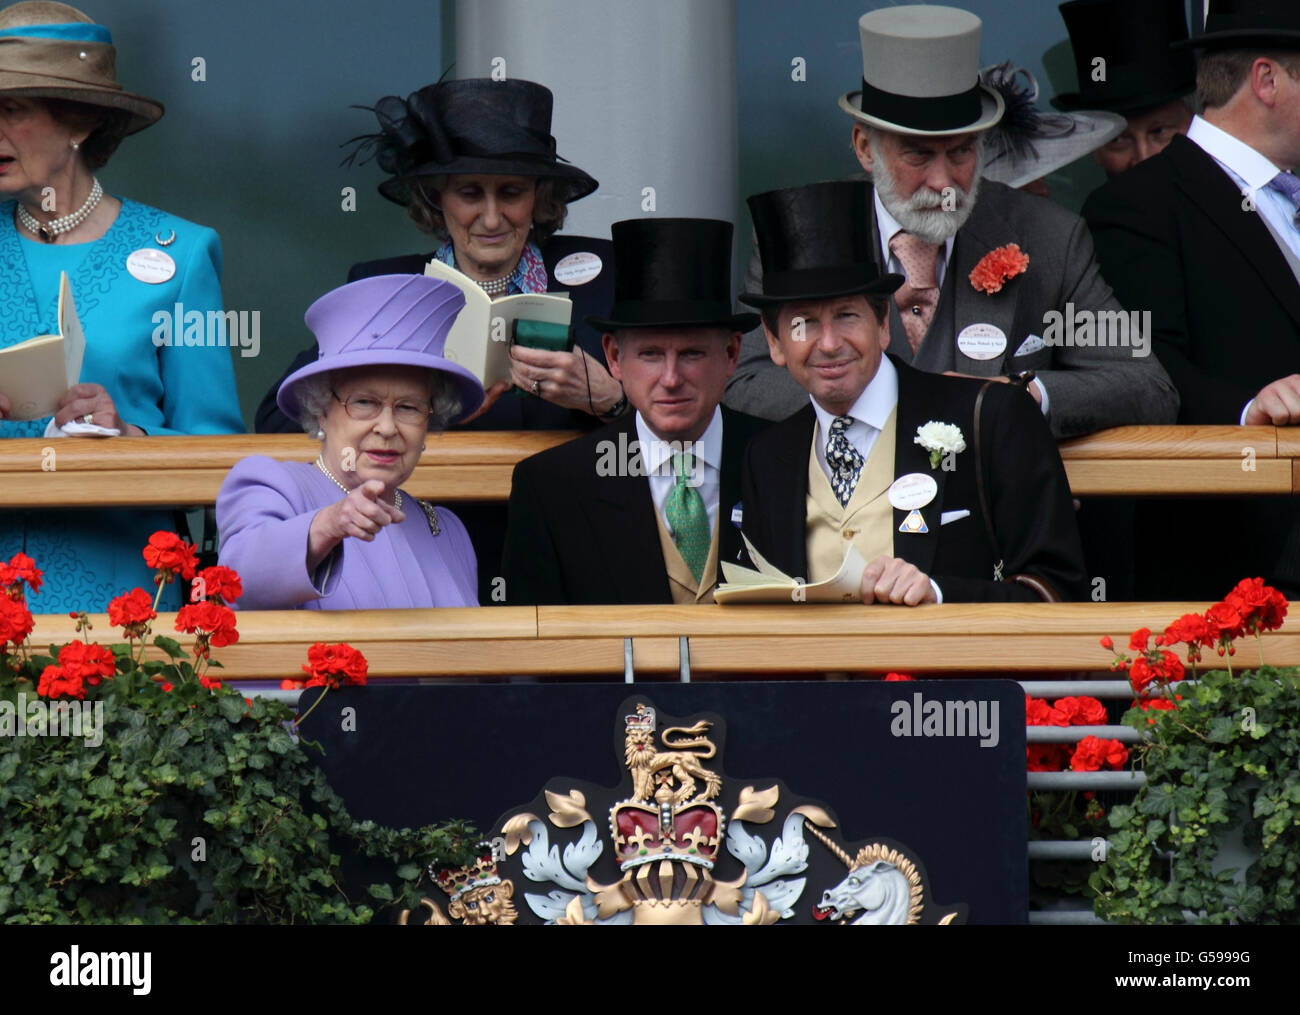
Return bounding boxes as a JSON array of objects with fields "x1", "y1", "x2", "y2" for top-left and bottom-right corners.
[{"x1": 625, "y1": 720, "x2": 722, "y2": 805}]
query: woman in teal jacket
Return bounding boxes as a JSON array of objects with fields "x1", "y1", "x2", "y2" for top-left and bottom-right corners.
[{"x1": 0, "y1": 3, "x2": 243, "y2": 611}]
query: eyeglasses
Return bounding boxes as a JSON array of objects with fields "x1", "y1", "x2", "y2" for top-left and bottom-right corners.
[{"x1": 332, "y1": 391, "x2": 432, "y2": 425}]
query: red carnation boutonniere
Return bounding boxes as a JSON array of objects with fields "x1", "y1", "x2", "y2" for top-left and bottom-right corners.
[{"x1": 969, "y1": 243, "x2": 1029, "y2": 295}]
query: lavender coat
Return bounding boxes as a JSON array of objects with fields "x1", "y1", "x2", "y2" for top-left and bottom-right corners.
[{"x1": 216, "y1": 456, "x2": 478, "y2": 610}]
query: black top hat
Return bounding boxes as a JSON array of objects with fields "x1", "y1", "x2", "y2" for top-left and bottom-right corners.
[
  {"x1": 1175, "y1": 0, "x2": 1300, "y2": 49},
  {"x1": 1053, "y1": 0, "x2": 1196, "y2": 114},
  {"x1": 739, "y1": 181, "x2": 903, "y2": 309},
  {"x1": 345, "y1": 78, "x2": 598, "y2": 207},
  {"x1": 584, "y1": 219, "x2": 759, "y2": 332}
]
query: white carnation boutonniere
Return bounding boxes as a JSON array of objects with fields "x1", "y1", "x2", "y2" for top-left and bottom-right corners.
[{"x1": 914, "y1": 421, "x2": 966, "y2": 470}]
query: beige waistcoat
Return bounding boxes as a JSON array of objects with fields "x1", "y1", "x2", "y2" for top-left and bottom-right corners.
[
  {"x1": 805, "y1": 408, "x2": 898, "y2": 583},
  {"x1": 654, "y1": 508, "x2": 721, "y2": 604}
]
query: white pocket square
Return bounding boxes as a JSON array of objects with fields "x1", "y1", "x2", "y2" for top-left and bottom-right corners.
[
  {"x1": 1013, "y1": 333, "x2": 1045, "y2": 357},
  {"x1": 940, "y1": 509, "x2": 971, "y2": 526}
]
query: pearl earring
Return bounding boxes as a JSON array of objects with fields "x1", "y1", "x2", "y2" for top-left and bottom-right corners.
[
  {"x1": 315, "y1": 429, "x2": 324, "y2": 440},
  {"x1": 70, "y1": 139, "x2": 80, "y2": 150}
]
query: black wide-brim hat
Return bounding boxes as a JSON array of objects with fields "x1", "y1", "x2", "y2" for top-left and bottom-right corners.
[
  {"x1": 1053, "y1": 0, "x2": 1196, "y2": 113},
  {"x1": 347, "y1": 78, "x2": 598, "y2": 207},
  {"x1": 1173, "y1": 0, "x2": 1300, "y2": 49},
  {"x1": 739, "y1": 181, "x2": 903, "y2": 309},
  {"x1": 585, "y1": 218, "x2": 759, "y2": 332}
]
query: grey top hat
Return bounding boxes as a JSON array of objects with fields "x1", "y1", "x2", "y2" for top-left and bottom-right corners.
[{"x1": 838, "y1": 4, "x2": 1004, "y2": 136}]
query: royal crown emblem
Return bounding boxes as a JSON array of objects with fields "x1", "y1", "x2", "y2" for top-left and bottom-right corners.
[{"x1": 401, "y1": 698, "x2": 967, "y2": 926}]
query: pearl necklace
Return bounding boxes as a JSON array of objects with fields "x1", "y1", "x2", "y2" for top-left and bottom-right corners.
[
  {"x1": 315, "y1": 456, "x2": 402, "y2": 511},
  {"x1": 475, "y1": 271, "x2": 513, "y2": 296},
  {"x1": 18, "y1": 177, "x2": 103, "y2": 242}
]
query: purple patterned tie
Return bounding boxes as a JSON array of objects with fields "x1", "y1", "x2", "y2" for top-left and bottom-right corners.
[{"x1": 1266, "y1": 171, "x2": 1300, "y2": 227}]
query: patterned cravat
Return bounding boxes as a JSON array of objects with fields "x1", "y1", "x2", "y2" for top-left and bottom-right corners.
[
  {"x1": 664, "y1": 452, "x2": 710, "y2": 583},
  {"x1": 1266, "y1": 170, "x2": 1300, "y2": 227},
  {"x1": 826, "y1": 416, "x2": 864, "y2": 508},
  {"x1": 889, "y1": 230, "x2": 942, "y2": 354}
]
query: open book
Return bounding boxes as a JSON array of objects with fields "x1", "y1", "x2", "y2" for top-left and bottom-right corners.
[
  {"x1": 714, "y1": 534, "x2": 868, "y2": 604},
  {"x1": 424, "y1": 258, "x2": 573, "y2": 388},
  {"x1": 0, "y1": 272, "x2": 85, "y2": 421}
]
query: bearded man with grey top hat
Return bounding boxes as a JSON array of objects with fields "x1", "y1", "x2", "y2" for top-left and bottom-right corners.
[
  {"x1": 502, "y1": 218, "x2": 768, "y2": 605},
  {"x1": 738, "y1": 180, "x2": 1087, "y2": 605},
  {"x1": 724, "y1": 4, "x2": 1178, "y2": 440}
]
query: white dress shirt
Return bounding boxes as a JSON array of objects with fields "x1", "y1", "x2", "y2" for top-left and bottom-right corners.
[
  {"x1": 874, "y1": 189, "x2": 1051, "y2": 417},
  {"x1": 635, "y1": 407, "x2": 723, "y2": 539},
  {"x1": 809, "y1": 357, "x2": 943, "y2": 603},
  {"x1": 1187, "y1": 115, "x2": 1300, "y2": 424}
]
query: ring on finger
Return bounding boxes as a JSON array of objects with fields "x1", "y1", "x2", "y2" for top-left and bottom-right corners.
[
  {"x1": 83, "y1": 414, "x2": 93, "y2": 425},
  {"x1": 532, "y1": 378, "x2": 541, "y2": 396}
]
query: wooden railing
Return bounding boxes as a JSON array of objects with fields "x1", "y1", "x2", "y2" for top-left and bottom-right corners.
[
  {"x1": 0, "y1": 426, "x2": 1296, "y2": 508},
  {"x1": 26, "y1": 603, "x2": 1300, "y2": 681}
]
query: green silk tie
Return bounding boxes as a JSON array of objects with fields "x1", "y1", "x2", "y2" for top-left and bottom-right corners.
[{"x1": 665, "y1": 451, "x2": 710, "y2": 584}]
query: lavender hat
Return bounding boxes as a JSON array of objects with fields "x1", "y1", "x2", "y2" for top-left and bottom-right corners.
[{"x1": 276, "y1": 274, "x2": 485, "y2": 426}]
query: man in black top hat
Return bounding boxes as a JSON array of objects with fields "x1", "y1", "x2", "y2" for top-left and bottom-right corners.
[
  {"x1": 738, "y1": 181, "x2": 1087, "y2": 605},
  {"x1": 724, "y1": 4, "x2": 1178, "y2": 441},
  {"x1": 1083, "y1": 0, "x2": 1300, "y2": 599},
  {"x1": 501, "y1": 219, "x2": 769, "y2": 605},
  {"x1": 1055, "y1": 0, "x2": 1196, "y2": 179}
]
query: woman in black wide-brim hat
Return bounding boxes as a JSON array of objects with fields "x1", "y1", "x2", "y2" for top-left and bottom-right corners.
[
  {"x1": 255, "y1": 77, "x2": 618, "y2": 435},
  {"x1": 253, "y1": 78, "x2": 618, "y2": 602}
]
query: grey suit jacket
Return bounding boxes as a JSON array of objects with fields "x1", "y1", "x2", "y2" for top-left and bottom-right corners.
[{"x1": 724, "y1": 178, "x2": 1179, "y2": 439}]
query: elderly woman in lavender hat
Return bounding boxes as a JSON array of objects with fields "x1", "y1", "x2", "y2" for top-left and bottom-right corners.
[{"x1": 216, "y1": 275, "x2": 484, "y2": 610}]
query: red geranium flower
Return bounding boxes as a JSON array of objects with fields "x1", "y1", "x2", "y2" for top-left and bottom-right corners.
[
  {"x1": 0, "y1": 552, "x2": 42, "y2": 595},
  {"x1": 199, "y1": 673, "x2": 223, "y2": 690},
  {"x1": 301, "y1": 642, "x2": 368, "y2": 689},
  {"x1": 1204, "y1": 601, "x2": 1244, "y2": 647},
  {"x1": 194, "y1": 565, "x2": 242, "y2": 606},
  {"x1": 1129, "y1": 649, "x2": 1184, "y2": 693},
  {"x1": 37, "y1": 664, "x2": 85, "y2": 700},
  {"x1": 1129, "y1": 627, "x2": 1151, "y2": 652},
  {"x1": 1099, "y1": 635, "x2": 1114, "y2": 651},
  {"x1": 1157, "y1": 612, "x2": 1212, "y2": 662},
  {"x1": 108, "y1": 588, "x2": 157, "y2": 631},
  {"x1": 1026, "y1": 743, "x2": 1068, "y2": 772},
  {"x1": 1025, "y1": 695, "x2": 1068, "y2": 726},
  {"x1": 142, "y1": 531, "x2": 198, "y2": 584},
  {"x1": 1055, "y1": 695, "x2": 1107, "y2": 726},
  {"x1": 884, "y1": 672, "x2": 914, "y2": 681},
  {"x1": 969, "y1": 243, "x2": 1029, "y2": 295},
  {"x1": 0, "y1": 595, "x2": 34, "y2": 649},
  {"x1": 1224, "y1": 577, "x2": 1288, "y2": 636},
  {"x1": 175, "y1": 601, "x2": 239, "y2": 653},
  {"x1": 57, "y1": 640, "x2": 116, "y2": 686},
  {"x1": 1070, "y1": 735, "x2": 1129, "y2": 772}
]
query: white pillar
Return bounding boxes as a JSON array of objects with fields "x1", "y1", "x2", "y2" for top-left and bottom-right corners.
[{"x1": 455, "y1": 0, "x2": 739, "y2": 239}]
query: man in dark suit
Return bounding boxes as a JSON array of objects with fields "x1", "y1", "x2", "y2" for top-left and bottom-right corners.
[
  {"x1": 1053, "y1": 0, "x2": 1196, "y2": 180},
  {"x1": 724, "y1": 4, "x2": 1178, "y2": 440},
  {"x1": 1083, "y1": 0, "x2": 1300, "y2": 597},
  {"x1": 502, "y1": 219, "x2": 768, "y2": 605},
  {"x1": 739, "y1": 180, "x2": 1087, "y2": 605}
]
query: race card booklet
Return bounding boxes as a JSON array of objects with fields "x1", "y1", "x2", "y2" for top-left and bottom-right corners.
[
  {"x1": 423, "y1": 258, "x2": 572, "y2": 388},
  {"x1": 714, "y1": 533, "x2": 868, "y2": 604},
  {"x1": 0, "y1": 272, "x2": 85, "y2": 421}
]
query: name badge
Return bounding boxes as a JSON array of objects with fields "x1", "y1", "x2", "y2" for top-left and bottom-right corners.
[
  {"x1": 957, "y1": 323, "x2": 1007, "y2": 361},
  {"x1": 127, "y1": 248, "x2": 176, "y2": 284},
  {"x1": 553, "y1": 251, "x2": 603, "y2": 286},
  {"x1": 888, "y1": 473, "x2": 938, "y2": 511}
]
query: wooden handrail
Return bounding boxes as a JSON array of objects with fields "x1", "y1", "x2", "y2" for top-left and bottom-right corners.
[
  {"x1": 25, "y1": 602, "x2": 1300, "y2": 681},
  {"x1": 0, "y1": 426, "x2": 1295, "y2": 508}
]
